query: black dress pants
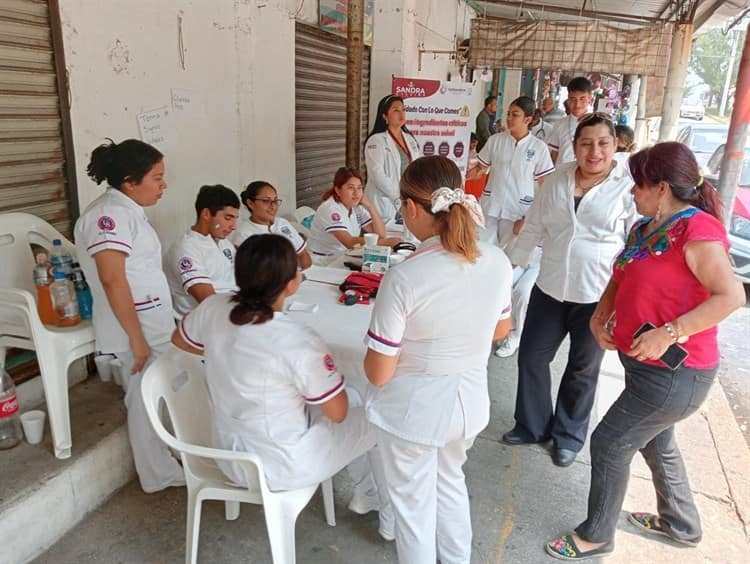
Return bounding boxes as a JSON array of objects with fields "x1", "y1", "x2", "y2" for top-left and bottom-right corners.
[{"x1": 513, "y1": 285, "x2": 605, "y2": 452}]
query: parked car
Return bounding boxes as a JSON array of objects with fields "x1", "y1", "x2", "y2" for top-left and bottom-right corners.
[
  {"x1": 677, "y1": 122, "x2": 728, "y2": 167},
  {"x1": 704, "y1": 144, "x2": 750, "y2": 284},
  {"x1": 680, "y1": 99, "x2": 705, "y2": 120}
]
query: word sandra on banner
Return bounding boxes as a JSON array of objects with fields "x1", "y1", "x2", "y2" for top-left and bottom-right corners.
[{"x1": 392, "y1": 77, "x2": 473, "y2": 174}]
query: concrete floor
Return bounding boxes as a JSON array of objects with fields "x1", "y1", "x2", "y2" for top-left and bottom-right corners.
[{"x1": 33, "y1": 343, "x2": 750, "y2": 564}]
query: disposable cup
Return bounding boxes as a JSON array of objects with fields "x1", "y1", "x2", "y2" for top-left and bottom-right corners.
[
  {"x1": 110, "y1": 358, "x2": 124, "y2": 387},
  {"x1": 363, "y1": 233, "x2": 378, "y2": 247},
  {"x1": 94, "y1": 354, "x2": 116, "y2": 382},
  {"x1": 20, "y1": 410, "x2": 46, "y2": 445}
]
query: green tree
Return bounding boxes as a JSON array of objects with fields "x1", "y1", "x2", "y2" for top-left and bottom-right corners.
[{"x1": 689, "y1": 28, "x2": 744, "y2": 107}]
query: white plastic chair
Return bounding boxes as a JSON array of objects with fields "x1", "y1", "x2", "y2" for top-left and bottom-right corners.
[
  {"x1": 141, "y1": 347, "x2": 336, "y2": 564},
  {"x1": 0, "y1": 212, "x2": 96, "y2": 459},
  {"x1": 290, "y1": 206, "x2": 315, "y2": 238},
  {"x1": 293, "y1": 206, "x2": 316, "y2": 226}
]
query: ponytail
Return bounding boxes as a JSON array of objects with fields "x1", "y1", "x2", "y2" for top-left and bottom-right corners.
[
  {"x1": 693, "y1": 177, "x2": 724, "y2": 223},
  {"x1": 229, "y1": 297, "x2": 275, "y2": 326},
  {"x1": 86, "y1": 138, "x2": 163, "y2": 189},
  {"x1": 401, "y1": 156, "x2": 481, "y2": 263},
  {"x1": 441, "y1": 204, "x2": 479, "y2": 262},
  {"x1": 629, "y1": 142, "x2": 724, "y2": 222},
  {"x1": 230, "y1": 234, "x2": 298, "y2": 326}
]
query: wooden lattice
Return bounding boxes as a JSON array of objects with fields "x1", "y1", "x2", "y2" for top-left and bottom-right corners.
[{"x1": 470, "y1": 18, "x2": 672, "y2": 77}]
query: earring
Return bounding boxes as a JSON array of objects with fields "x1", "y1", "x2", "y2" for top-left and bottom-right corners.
[{"x1": 654, "y1": 201, "x2": 663, "y2": 223}]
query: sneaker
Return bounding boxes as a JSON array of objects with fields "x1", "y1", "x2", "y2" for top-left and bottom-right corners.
[
  {"x1": 348, "y1": 489, "x2": 380, "y2": 514},
  {"x1": 494, "y1": 338, "x2": 519, "y2": 358},
  {"x1": 378, "y1": 526, "x2": 395, "y2": 542}
]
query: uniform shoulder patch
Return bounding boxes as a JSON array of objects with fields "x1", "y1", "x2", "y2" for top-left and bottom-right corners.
[
  {"x1": 179, "y1": 257, "x2": 194, "y2": 271},
  {"x1": 97, "y1": 216, "x2": 116, "y2": 231},
  {"x1": 331, "y1": 212, "x2": 342, "y2": 222},
  {"x1": 222, "y1": 248, "x2": 233, "y2": 260},
  {"x1": 323, "y1": 354, "x2": 336, "y2": 371}
]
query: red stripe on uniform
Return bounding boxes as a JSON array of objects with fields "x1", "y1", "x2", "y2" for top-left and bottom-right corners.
[
  {"x1": 87, "y1": 239, "x2": 132, "y2": 251},
  {"x1": 179, "y1": 316, "x2": 204, "y2": 349},
  {"x1": 305, "y1": 376, "x2": 345, "y2": 403}
]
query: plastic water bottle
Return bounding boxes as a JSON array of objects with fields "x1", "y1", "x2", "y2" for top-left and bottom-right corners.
[
  {"x1": 49, "y1": 238, "x2": 74, "y2": 278},
  {"x1": 33, "y1": 252, "x2": 57, "y2": 325},
  {"x1": 0, "y1": 368, "x2": 22, "y2": 450},
  {"x1": 70, "y1": 262, "x2": 93, "y2": 320},
  {"x1": 50, "y1": 270, "x2": 81, "y2": 327}
]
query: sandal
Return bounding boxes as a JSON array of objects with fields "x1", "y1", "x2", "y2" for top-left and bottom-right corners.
[
  {"x1": 545, "y1": 534, "x2": 614, "y2": 560},
  {"x1": 628, "y1": 512, "x2": 699, "y2": 547}
]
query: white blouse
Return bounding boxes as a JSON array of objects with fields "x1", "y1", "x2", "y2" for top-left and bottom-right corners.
[{"x1": 508, "y1": 160, "x2": 637, "y2": 304}]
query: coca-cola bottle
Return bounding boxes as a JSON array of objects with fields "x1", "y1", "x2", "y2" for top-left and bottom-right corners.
[{"x1": 0, "y1": 368, "x2": 22, "y2": 449}]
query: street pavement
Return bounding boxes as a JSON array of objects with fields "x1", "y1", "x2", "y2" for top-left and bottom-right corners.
[{"x1": 34, "y1": 337, "x2": 750, "y2": 563}]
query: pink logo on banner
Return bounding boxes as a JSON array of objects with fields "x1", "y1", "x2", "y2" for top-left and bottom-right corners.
[
  {"x1": 438, "y1": 142, "x2": 450, "y2": 156},
  {"x1": 453, "y1": 142, "x2": 465, "y2": 158},
  {"x1": 423, "y1": 142, "x2": 435, "y2": 156},
  {"x1": 392, "y1": 78, "x2": 441, "y2": 99},
  {"x1": 97, "y1": 216, "x2": 116, "y2": 231}
]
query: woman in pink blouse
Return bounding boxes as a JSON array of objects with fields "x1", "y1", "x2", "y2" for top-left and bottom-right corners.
[{"x1": 545, "y1": 142, "x2": 746, "y2": 561}]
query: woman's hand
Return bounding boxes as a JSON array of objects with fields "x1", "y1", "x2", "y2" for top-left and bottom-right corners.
[
  {"x1": 129, "y1": 334, "x2": 151, "y2": 374},
  {"x1": 589, "y1": 317, "x2": 616, "y2": 350},
  {"x1": 513, "y1": 217, "x2": 525, "y2": 235},
  {"x1": 628, "y1": 326, "x2": 672, "y2": 361},
  {"x1": 359, "y1": 192, "x2": 374, "y2": 210}
]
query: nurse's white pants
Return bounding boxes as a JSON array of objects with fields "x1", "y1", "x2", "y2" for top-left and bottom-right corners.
[
  {"x1": 479, "y1": 217, "x2": 515, "y2": 249},
  {"x1": 116, "y1": 343, "x2": 184, "y2": 493},
  {"x1": 376, "y1": 400, "x2": 476, "y2": 564},
  {"x1": 509, "y1": 249, "x2": 541, "y2": 343}
]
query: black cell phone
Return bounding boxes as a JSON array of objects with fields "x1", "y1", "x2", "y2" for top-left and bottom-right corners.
[{"x1": 633, "y1": 322, "x2": 689, "y2": 370}]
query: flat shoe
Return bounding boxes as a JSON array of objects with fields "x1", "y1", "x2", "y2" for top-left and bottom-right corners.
[
  {"x1": 628, "y1": 512, "x2": 699, "y2": 547},
  {"x1": 553, "y1": 448, "x2": 577, "y2": 467},
  {"x1": 546, "y1": 534, "x2": 614, "y2": 561},
  {"x1": 502, "y1": 428, "x2": 549, "y2": 446}
]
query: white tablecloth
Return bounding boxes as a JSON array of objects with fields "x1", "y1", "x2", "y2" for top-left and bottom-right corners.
[{"x1": 287, "y1": 266, "x2": 373, "y2": 395}]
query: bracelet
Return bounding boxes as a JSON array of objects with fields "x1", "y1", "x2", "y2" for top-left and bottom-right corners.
[{"x1": 663, "y1": 322, "x2": 678, "y2": 342}]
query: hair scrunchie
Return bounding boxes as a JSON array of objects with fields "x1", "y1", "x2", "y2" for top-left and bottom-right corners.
[{"x1": 431, "y1": 187, "x2": 485, "y2": 228}]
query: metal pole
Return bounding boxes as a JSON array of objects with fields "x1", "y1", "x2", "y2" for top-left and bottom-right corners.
[
  {"x1": 346, "y1": 0, "x2": 364, "y2": 169},
  {"x1": 634, "y1": 75, "x2": 648, "y2": 147},
  {"x1": 659, "y1": 21, "x2": 693, "y2": 142},
  {"x1": 718, "y1": 28, "x2": 750, "y2": 230},
  {"x1": 719, "y1": 30, "x2": 739, "y2": 117}
]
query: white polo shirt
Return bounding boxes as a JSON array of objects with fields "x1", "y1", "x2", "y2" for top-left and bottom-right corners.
[
  {"x1": 547, "y1": 114, "x2": 580, "y2": 165},
  {"x1": 365, "y1": 237, "x2": 513, "y2": 446},
  {"x1": 508, "y1": 160, "x2": 638, "y2": 304},
  {"x1": 477, "y1": 131, "x2": 555, "y2": 220},
  {"x1": 74, "y1": 187, "x2": 174, "y2": 353},
  {"x1": 308, "y1": 198, "x2": 372, "y2": 263},
  {"x1": 229, "y1": 217, "x2": 307, "y2": 254},
  {"x1": 179, "y1": 294, "x2": 345, "y2": 490},
  {"x1": 165, "y1": 229, "x2": 237, "y2": 315}
]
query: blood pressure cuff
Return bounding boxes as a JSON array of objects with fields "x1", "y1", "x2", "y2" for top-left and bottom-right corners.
[{"x1": 339, "y1": 271, "x2": 383, "y2": 298}]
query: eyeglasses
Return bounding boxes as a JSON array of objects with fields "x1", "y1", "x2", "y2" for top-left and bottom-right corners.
[
  {"x1": 578, "y1": 112, "x2": 613, "y2": 124},
  {"x1": 252, "y1": 198, "x2": 282, "y2": 206}
]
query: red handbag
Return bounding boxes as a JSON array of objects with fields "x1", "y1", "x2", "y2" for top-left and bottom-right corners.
[{"x1": 338, "y1": 272, "x2": 383, "y2": 303}]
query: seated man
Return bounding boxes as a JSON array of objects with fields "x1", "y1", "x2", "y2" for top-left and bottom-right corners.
[{"x1": 166, "y1": 184, "x2": 240, "y2": 315}]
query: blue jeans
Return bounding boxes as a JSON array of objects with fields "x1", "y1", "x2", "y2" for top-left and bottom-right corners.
[{"x1": 575, "y1": 353, "x2": 716, "y2": 544}]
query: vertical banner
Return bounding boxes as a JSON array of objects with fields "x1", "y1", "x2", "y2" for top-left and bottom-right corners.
[{"x1": 392, "y1": 77, "x2": 474, "y2": 174}]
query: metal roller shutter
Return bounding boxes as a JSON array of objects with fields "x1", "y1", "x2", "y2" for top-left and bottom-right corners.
[
  {"x1": 295, "y1": 23, "x2": 370, "y2": 209},
  {"x1": 0, "y1": 0, "x2": 73, "y2": 236}
]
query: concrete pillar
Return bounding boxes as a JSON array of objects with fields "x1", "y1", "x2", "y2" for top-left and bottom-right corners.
[
  {"x1": 634, "y1": 75, "x2": 648, "y2": 147},
  {"x1": 658, "y1": 21, "x2": 693, "y2": 142},
  {"x1": 346, "y1": 0, "x2": 364, "y2": 169},
  {"x1": 718, "y1": 27, "x2": 750, "y2": 229}
]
